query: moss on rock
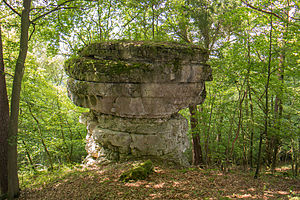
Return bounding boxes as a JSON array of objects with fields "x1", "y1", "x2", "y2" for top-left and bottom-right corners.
[
  {"x1": 119, "y1": 160, "x2": 154, "y2": 182},
  {"x1": 79, "y1": 41, "x2": 207, "y2": 64},
  {"x1": 64, "y1": 41, "x2": 210, "y2": 83},
  {"x1": 65, "y1": 57, "x2": 150, "y2": 75}
]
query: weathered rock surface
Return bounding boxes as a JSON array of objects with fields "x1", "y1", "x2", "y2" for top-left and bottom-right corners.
[
  {"x1": 65, "y1": 41, "x2": 211, "y2": 165},
  {"x1": 82, "y1": 112, "x2": 189, "y2": 165},
  {"x1": 67, "y1": 79, "x2": 206, "y2": 118}
]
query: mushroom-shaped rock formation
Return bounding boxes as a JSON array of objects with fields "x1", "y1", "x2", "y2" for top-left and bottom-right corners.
[{"x1": 65, "y1": 41, "x2": 212, "y2": 165}]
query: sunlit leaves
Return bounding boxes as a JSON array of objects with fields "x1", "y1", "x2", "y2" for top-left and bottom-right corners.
[{"x1": 16, "y1": 48, "x2": 88, "y2": 170}]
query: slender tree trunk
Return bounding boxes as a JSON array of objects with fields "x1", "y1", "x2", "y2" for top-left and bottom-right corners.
[
  {"x1": 59, "y1": 122, "x2": 71, "y2": 162},
  {"x1": 231, "y1": 91, "x2": 246, "y2": 157},
  {"x1": 244, "y1": 91, "x2": 249, "y2": 170},
  {"x1": 189, "y1": 105, "x2": 203, "y2": 165},
  {"x1": 271, "y1": 2, "x2": 289, "y2": 172},
  {"x1": 27, "y1": 103, "x2": 54, "y2": 170},
  {"x1": 226, "y1": 107, "x2": 236, "y2": 164},
  {"x1": 7, "y1": 0, "x2": 32, "y2": 198},
  {"x1": 97, "y1": 0, "x2": 103, "y2": 41},
  {"x1": 271, "y1": 60, "x2": 284, "y2": 173},
  {"x1": 254, "y1": 12, "x2": 273, "y2": 179},
  {"x1": 217, "y1": 115, "x2": 223, "y2": 143},
  {"x1": 254, "y1": 132, "x2": 263, "y2": 179},
  {"x1": 56, "y1": 98, "x2": 71, "y2": 162},
  {"x1": 63, "y1": 102, "x2": 75, "y2": 162},
  {"x1": 245, "y1": 23, "x2": 254, "y2": 169},
  {"x1": 105, "y1": 0, "x2": 112, "y2": 40},
  {"x1": 297, "y1": 138, "x2": 300, "y2": 176},
  {"x1": 0, "y1": 23, "x2": 9, "y2": 198},
  {"x1": 249, "y1": 90, "x2": 254, "y2": 169},
  {"x1": 143, "y1": 12, "x2": 147, "y2": 39},
  {"x1": 242, "y1": 129, "x2": 247, "y2": 171},
  {"x1": 204, "y1": 93, "x2": 214, "y2": 165},
  {"x1": 267, "y1": 87, "x2": 275, "y2": 165},
  {"x1": 22, "y1": 141, "x2": 35, "y2": 171},
  {"x1": 291, "y1": 138, "x2": 299, "y2": 177},
  {"x1": 151, "y1": 2, "x2": 155, "y2": 39},
  {"x1": 291, "y1": 140, "x2": 296, "y2": 176},
  {"x1": 67, "y1": 121, "x2": 74, "y2": 162}
]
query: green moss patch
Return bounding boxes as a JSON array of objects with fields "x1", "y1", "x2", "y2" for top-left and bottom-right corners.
[
  {"x1": 119, "y1": 160, "x2": 154, "y2": 182},
  {"x1": 65, "y1": 57, "x2": 151, "y2": 76}
]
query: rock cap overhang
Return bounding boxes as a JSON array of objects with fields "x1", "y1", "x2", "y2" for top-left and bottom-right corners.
[
  {"x1": 65, "y1": 41, "x2": 212, "y2": 83},
  {"x1": 65, "y1": 41, "x2": 212, "y2": 118}
]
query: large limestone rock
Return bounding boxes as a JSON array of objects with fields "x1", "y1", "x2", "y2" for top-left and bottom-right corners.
[{"x1": 65, "y1": 41, "x2": 212, "y2": 165}]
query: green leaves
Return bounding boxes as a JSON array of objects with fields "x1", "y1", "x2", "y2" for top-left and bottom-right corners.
[{"x1": 16, "y1": 49, "x2": 88, "y2": 170}]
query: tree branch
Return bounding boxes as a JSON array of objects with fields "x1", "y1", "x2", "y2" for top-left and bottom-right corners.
[
  {"x1": 122, "y1": 12, "x2": 141, "y2": 28},
  {"x1": 32, "y1": 0, "x2": 75, "y2": 23},
  {"x1": 3, "y1": 0, "x2": 21, "y2": 17},
  {"x1": 241, "y1": 0, "x2": 283, "y2": 20},
  {"x1": 0, "y1": 69, "x2": 14, "y2": 78},
  {"x1": 28, "y1": 23, "x2": 36, "y2": 41}
]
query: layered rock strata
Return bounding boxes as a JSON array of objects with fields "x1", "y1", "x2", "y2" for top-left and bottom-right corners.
[{"x1": 65, "y1": 41, "x2": 212, "y2": 165}]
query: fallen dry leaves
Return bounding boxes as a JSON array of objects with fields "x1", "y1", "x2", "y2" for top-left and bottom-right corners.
[{"x1": 18, "y1": 161, "x2": 300, "y2": 200}]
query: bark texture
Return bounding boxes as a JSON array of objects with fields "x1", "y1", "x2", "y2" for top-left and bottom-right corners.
[
  {"x1": 7, "y1": 0, "x2": 32, "y2": 198},
  {"x1": 0, "y1": 24, "x2": 9, "y2": 197}
]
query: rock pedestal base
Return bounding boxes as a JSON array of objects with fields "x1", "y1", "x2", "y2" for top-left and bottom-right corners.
[{"x1": 82, "y1": 112, "x2": 190, "y2": 166}]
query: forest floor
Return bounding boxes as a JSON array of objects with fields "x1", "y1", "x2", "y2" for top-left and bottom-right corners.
[{"x1": 18, "y1": 160, "x2": 299, "y2": 200}]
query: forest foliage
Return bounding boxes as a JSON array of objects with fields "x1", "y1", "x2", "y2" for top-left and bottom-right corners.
[{"x1": 0, "y1": 0, "x2": 299, "y2": 197}]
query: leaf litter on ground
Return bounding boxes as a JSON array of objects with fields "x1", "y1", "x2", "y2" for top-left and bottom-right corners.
[{"x1": 17, "y1": 160, "x2": 300, "y2": 200}]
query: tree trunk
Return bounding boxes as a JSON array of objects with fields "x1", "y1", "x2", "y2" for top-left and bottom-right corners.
[
  {"x1": 151, "y1": 2, "x2": 155, "y2": 39},
  {"x1": 0, "y1": 23, "x2": 9, "y2": 198},
  {"x1": 56, "y1": 98, "x2": 71, "y2": 162},
  {"x1": 249, "y1": 90, "x2": 254, "y2": 169},
  {"x1": 297, "y1": 138, "x2": 300, "y2": 176},
  {"x1": 204, "y1": 92, "x2": 214, "y2": 165},
  {"x1": 226, "y1": 108, "x2": 236, "y2": 165},
  {"x1": 254, "y1": 12, "x2": 273, "y2": 179},
  {"x1": 246, "y1": 21, "x2": 254, "y2": 169},
  {"x1": 291, "y1": 140, "x2": 296, "y2": 176},
  {"x1": 22, "y1": 141, "x2": 36, "y2": 171},
  {"x1": 189, "y1": 105, "x2": 203, "y2": 165},
  {"x1": 231, "y1": 91, "x2": 246, "y2": 157},
  {"x1": 27, "y1": 103, "x2": 54, "y2": 170},
  {"x1": 272, "y1": 70, "x2": 283, "y2": 173},
  {"x1": 217, "y1": 115, "x2": 223, "y2": 143},
  {"x1": 7, "y1": 0, "x2": 32, "y2": 198},
  {"x1": 271, "y1": 4, "x2": 288, "y2": 171},
  {"x1": 66, "y1": 120, "x2": 74, "y2": 162}
]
